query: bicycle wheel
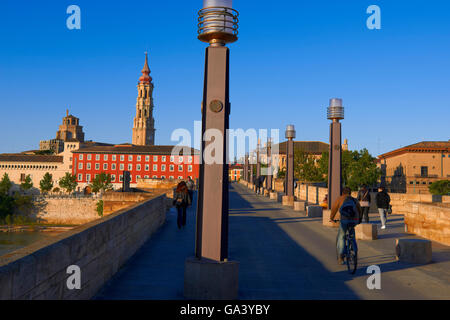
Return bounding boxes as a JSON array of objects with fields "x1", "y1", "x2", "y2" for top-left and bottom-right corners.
[{"x1": 346, "y1": 237, "x2": 358, "y2": 274}]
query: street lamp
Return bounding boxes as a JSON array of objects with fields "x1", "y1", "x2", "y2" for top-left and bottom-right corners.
[
  {"x1": 327, "y1": 98, "x2": 344, "y2": 210},
  {"x1": 185, "y1": 0, "x2": 239, "y2": 300},
  {"x1": 283, "y1": 125, "x2": 296, "y2": 207}
]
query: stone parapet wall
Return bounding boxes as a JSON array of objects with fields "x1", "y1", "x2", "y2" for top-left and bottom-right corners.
[
  {"x1": 404, "y1": 202, "x2": 450, "y2": 246},
  {"x1": 0, "y1": 195, "x2": 166, "y2": 299},
  {"x1": 36, "y1": 198, "x2": 99, "y2": 225}
]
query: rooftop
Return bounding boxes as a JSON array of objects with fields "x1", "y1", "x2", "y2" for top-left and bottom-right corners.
[
  {"x1": 0, "y1": 154, "x2": 64, "y2": 163},
  {"x1": 378, "y1": 141, "x2": 450, "y2": 159},
  {"x1": 73, "y1": 144, "x2": 200, "y2": 156}
]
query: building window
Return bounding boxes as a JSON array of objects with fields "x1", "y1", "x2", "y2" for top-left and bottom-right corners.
[
  {"x1": 86, "y1": 174, "x2": 91, "y2": 182},
  {"x1": 120, "y1": 155, "x2": 124, "y2": 161},
  {"x1": 136, "y1": 175, "x2": 141, "y2": 180},
  {"x1": 137, "y1": 164, "x2": 141, "y2": 171},
  {"x1": 79, "y1": 154, "x2": 83, "y2": 160},
  {"x1": 128, "y1": 155, "x2": 133, "y2": 161},
  {"x1": 20, "y1": 173, "x2": 26, "y2": 182},
  {"x1": 95, "y1": 163, "x2": 100, "y2": 170},
  {"x1": 112, "y1": 155, "x2": 116, "y2": 161},
  {"x1": 153, "y1": 164, "x2": 158, "y2": 171},
  {"x1": 169, "y1": 176, "x2": 174, "y2": 180},
  {"x1": 152, "y1": 175, "x2": 157, "y2": 178},
  {"x1": 179, "y1": 156, "x2": 183, "y2": 163},
  {"x1": 161, "y1": 164, "x2": 166, "y2": 171},
  {"x1": 120, "y1": 164, "x2": 124, "y2": 170},
  {"x1": 178, "y1": 165, "x2": 183, "y2": 172},
  {"x1": 178, "y1": 176, "x2": 183, "y2": 180},
  {"x1": 162, "y1": 156, "x2": 166, "y2": 162},
  {"x1": 104, "y1": 155, "x2": 108, "y2": 161},
  {"x1": 112, "y1": 163, "x2": 116, "y2": 170},
  {"x1": 188, "y1": 156, "x2": 192, "y2": 163},
  {"x1": 78, "y1": 174, "x2": 82, "y2": 181},
  {"x1": 103, "y1": 163, "x2": 108, "y2": 170},
  {"x1": 170, "y1": 156, "x2": 174, "y2": 162},
  {"x1": 87, "y1": 163, "x2": 91, "y2": 170},
  {"x1": 87, "y1": 154, "x2": 91, "y2": 160},
  {"x1": 145, "y1": 164, "x2": 149, "y2": 171},
  {"x1": 161, "y1": 175, "x2": 165, "y2": 180},
  {"x1": 188, "y1": 165, "x2": 192, "y2": 172},
  {"x1": 111, "y1": 175, "x2": 116, "y2": 182},
  {"x1": 78, "y1": 163, "x2": 83, "y2": 170},
  {"x1": 96, "y1": 154, "x2": 100, "y2": 161},
  {"x1": 119, "y1": 175, "x2": 123, "y2": 182},
  {"x1": 144, "y1": 175, "x2": 149, "y2": 179},
  {"x1": 420, "y1": 166, "x2": 428, "y2": 177},
  {"x1": 153, "y1": 156, "x2": 158, "y2": 162},
  {"x1": 169, "y1": 165, "x2": 174, "y2": 172},
  {"x1": 128, "y1": 164, "x2": 133, "y2": 171}
]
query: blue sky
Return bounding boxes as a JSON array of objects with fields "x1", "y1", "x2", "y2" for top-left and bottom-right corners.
[{"x1": 0, "y1": 0, "x2": 449, "y2": 157}]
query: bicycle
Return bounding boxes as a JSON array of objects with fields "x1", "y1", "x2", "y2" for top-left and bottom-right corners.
[{"x1": 332, "y1": 219, "x2": 358, "y2": 274}]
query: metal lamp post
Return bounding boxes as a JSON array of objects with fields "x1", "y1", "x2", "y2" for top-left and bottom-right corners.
[
  {"x1": 184, "y1": 0, "x2": 239, "y2": 300},
  {"x1": 282, "y1": 125, "x2": 296, "y2": 206},
  {"x1": 266, "y1": 139, "x2": 272, "y2": 192},
  {"x1": 327, "y1": 98, "x2": 344, "y2": 209},
  {"x1": 244, "y1": 153, "x2": 249, "y2": 182}
]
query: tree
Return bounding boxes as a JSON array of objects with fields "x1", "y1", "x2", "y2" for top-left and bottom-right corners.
[
  {"x1": 315, "y1": 149, "x2": 381, "y2": 191},
  {"x1": 20, "y1": 174, "x2": 33, "y2": 192},
  {"x1": 90, "y1": 172, "x2": 112, "y2": 194},
  {"x1": 429, "y1": 180, "x2": 450, "y2": 196},
  {"x1": 59, "y1": 173, "x2": 78, "y2": 193},
  {"x1": 0, "y1": 173, "x2": 12, "y2": 195},
  {"x1": 39, "y1": 173, "x2": 54, "y2": 194},
  {"x1": 293, "y1": 149, "x2": 322, "y2": 182}
]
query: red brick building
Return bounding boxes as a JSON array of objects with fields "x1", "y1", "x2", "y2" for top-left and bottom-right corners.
[
  {"x1": 229, "y1": 164, "x2": 243, "y2": 182},
  {"x1": 72, "y1": 144, "x2": 200, "y2": 189}
]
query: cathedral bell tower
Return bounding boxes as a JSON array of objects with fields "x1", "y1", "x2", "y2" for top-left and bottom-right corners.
[{"x1": 132, "y1": 52, "x2": 156, "y2": 146}]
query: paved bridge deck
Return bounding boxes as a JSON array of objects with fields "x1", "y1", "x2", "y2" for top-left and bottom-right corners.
[{"x1": 94, "y1": 183, "x2": 450, "y2": 300}]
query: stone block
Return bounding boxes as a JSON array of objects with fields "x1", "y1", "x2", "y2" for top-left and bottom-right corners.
[
  {"x1": 263, "y1": 189, "x2": 270, "y2": 197},
  {"x1": 294, "y1": 201, "x2": 306, "y2": 212},
  {"x1": 323, "y1": 209, "x2": 339, "y2": 228},
  {"x1": 269, "y1": 192, "x2": 280, "y2": 201},
  {"x1": 282, "y1": 196, "x2": 295, "y2": 207},
  {"x1": 184, "y1": 257, "x2": 239, "y2": 300},
  {"x1": 355, "y1": 223, "x2": 378, "y2": 240},
  {"x1": 307, "y1": 205, "x2": 323, "y2": 218},
  {"x1": 395, "y1": 238, "x2": 432, "y2": 264}
]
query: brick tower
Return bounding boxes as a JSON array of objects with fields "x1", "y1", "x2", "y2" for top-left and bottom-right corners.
[{"x1": 132, "y1": 52, "x2": 155, "y2": 146}]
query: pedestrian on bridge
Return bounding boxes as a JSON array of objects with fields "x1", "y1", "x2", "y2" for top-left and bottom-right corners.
[
  {"x1": 357, "y1": 185, "x2": 371, "y2": 223},
  {"x1": 186, "y1": 176, "x2": 195, "y2": 206},
  {"x1": 375, "y1": 186, "x2": 391, "y2": 230},
  {"x1": 173, "y1": 181, "x2": 191, "y2": 229}
]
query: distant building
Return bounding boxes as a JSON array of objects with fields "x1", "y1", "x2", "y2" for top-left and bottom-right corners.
[
  {"x1": 71, "y1": 144, "x2": 200, "y2": 190},
  {"x1": 229, "y1": 164, "x2": 243, "y2": 182},
  {"x1": 377, "y1": 141, "x2": 450, "y2": 194},
  {"x1": 0, "y1": 141, "x2": 87, "y2": 193},
  {"x1": 39, "y1": 110, "x2": 85, "y2": 153},
  {"x1": 132, "y1": 53, "x2": 156, "y2": 146}
]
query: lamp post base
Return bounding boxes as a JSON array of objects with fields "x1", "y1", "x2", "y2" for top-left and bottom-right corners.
[{"x1": 184, "y1": 257, "x2": 239, "y2": 300}]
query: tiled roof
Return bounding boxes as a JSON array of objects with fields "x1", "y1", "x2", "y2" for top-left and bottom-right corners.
[
  {"x1": 378, "y1": 141, "x2": 450, "y2": 158},
  {"x1": 73, "y1": 144, "x2": 200, "y2": 155},
  {"x1": 0, "y1": 154, "x2": 63, "y2": 163}
]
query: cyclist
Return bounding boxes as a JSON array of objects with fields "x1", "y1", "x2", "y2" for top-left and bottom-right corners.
[{"x1": 329, "y1": 187, "x2": 362, "y2": 265}]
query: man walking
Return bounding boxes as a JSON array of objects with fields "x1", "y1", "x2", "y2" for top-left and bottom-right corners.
[
  {"x1": 357, "y1": 185, "x2": 371, "y2": 223},
  {"x1": 329, "y1": 187, "x2": 362, "y2": 265},
  {"x1": 186, "y1": 176, "x2": 195, "y2": 206},
  {"x1": 376, "y1": 186, "x2": 390, "y2": 229}
]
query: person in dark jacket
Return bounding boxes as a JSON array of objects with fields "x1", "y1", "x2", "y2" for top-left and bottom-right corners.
[
  {"x1": 173, "y1": 181, "x2": 191, "y2": 229},
  {"x1": 375, "y1": 186, "x2": 390, "y2": 229},
  {"x1": 357, "y1": 185, "x2": 371, "y2": 223}
]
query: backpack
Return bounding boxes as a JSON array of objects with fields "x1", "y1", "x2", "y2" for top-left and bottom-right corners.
[{"x1": 339, "y1": 196, "x2": 358, "y2": 220}]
